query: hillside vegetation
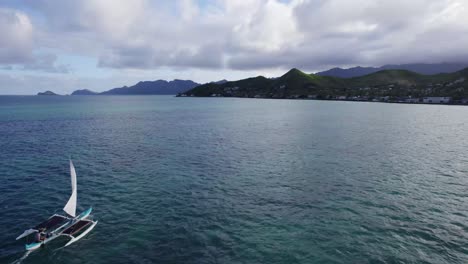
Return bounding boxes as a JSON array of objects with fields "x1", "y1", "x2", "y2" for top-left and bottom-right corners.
[{"x1": 181, "y1": 68, "x2": 468, "y2": 101}]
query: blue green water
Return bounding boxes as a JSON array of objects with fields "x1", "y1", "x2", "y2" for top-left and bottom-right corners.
[{"x1": 1, "y1": 95, "x2": 467, "y2": 263}]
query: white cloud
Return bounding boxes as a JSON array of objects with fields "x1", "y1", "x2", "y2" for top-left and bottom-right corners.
[
  {"x1": 2, "y1": 0, "x2": 468, "y2": 76},
  {"x1": 230, "y1": 0, "x2": 302, "y2": 52},
  {"x1": 0, "y1": 8, "x2": 33, "y2": 63}
]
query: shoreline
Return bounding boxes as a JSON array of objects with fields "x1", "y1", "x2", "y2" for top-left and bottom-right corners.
[
  {"x1": 176, "y1": 96, "x2": 468, "y2": 106},
  {"x1": 2, "y1": 94, "x2": 466, "y2": 106}
]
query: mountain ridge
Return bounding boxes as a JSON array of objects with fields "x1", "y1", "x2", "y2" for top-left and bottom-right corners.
[
  {"x1": 72, "y1": 79, "x2": 200, "y2": 95},
  {"x1": 317, "y1": 63, "x2": 468, "y2": 78},
  {"x1": 181, "y1": 67, "x2": 468, "y2": 102}
]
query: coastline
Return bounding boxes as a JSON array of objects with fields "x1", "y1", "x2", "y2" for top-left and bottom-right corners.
[{"x1": 176, "y1": 95, "x2": 468, "y2": 106}]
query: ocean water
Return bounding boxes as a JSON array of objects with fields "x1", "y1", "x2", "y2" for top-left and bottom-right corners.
[{"x1": 0, "y1": 95, "x2": 467, "y2": 264}]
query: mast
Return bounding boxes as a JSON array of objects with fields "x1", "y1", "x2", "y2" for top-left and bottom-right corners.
[{"x1": 63, "y1": 160, "x2": 77, "y2": 217}]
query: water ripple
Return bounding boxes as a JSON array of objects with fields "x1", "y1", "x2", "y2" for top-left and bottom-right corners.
[{"x1": 0, "y1": 96, "x2": 467, "y2": 263}]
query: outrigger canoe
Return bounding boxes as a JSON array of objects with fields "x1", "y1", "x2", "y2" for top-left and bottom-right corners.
[{"x1": 16, "y1": 160, "x2": 97, "y2": 251}]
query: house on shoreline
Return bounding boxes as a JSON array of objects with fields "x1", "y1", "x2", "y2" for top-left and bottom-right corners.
[{"x1": 422, "y1": 97, "x2": 451, "y2": 104}]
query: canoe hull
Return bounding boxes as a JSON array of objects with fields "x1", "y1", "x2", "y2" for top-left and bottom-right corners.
[
  {"x1": 24, "y1": 207, "x2": 93, "y2": 251},
  {"x1": 25, "y1": 242, "x2": 41, "y2": 251}
]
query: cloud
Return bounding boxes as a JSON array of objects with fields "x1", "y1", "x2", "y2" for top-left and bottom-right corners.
[
  {"x1": 228, "y1": 0, "x2": 302, "y2": 53},
  {"x1": 2, "y1": 0, "x2": 468, "y2": 74},
  {"x1": 229, "y1": 0, "x2": 468, "y2": 70},
  {"x1": 21, "y1": 53, "x2": 71, "y2": 73},
  {"x1": 0, "y1": 7, "x2": 71, "y2": 73},
  {"x1": 292, "y1": 0, "x2": 468, "y2": 68},
  {"x1": 0, "y1": 8, "x2": 33, "y2": 64}
]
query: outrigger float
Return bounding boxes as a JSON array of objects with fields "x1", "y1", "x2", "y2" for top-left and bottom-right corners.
[{"x1": 16, "y1": 160, "x2": 97, "y2": 251}]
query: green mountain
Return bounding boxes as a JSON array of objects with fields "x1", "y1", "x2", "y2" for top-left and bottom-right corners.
[
  {"x1": 316, "y1": 63, "x2": 468, "y2": 78},
  {"x1": 181, "y1": 68, "x2": 468, "y2": 101}
]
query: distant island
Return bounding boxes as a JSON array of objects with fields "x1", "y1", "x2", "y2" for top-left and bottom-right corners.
[
  {"x1": 37, "y1": 90, "x2": 59, "y2": 96},
  {"x1": 179, "y1": 67, "x2": 468, "y2": 104},
  {"x1": 71, "y1": 79, "x2": 199, "y2": 95},
  {"x1": 71, "y1": 89, "x2": 97, "y2": 95}
]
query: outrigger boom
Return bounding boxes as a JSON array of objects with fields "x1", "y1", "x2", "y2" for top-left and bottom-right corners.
[{"x1": 16, "y1": 161, "x2": 97, "y2": 251}]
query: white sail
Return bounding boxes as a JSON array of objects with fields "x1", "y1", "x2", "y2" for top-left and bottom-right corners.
[{"x1": 63, "y1": 160, "x2": 77, "y2": 217}]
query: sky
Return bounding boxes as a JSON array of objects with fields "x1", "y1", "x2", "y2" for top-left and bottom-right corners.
[{"x1": 0, "y1": 0, "x2": 468, "y2": 95}]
